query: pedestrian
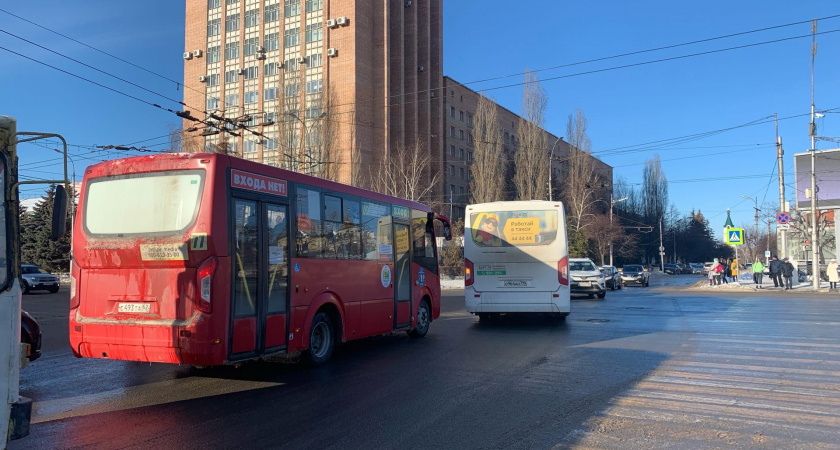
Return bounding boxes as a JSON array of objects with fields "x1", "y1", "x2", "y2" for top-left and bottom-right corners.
[
  {"x1": 769, "y1": 255, "x2": 782, "y2": 288},
  {"x1": 712, "y1": 258, "x2": 722, "y2": 285},
  {"x1": 828, "y1": 259, "x2": 839, "y2": 290},
  {"x1": 731, "y1": 257, "x2": 739, "y2": 280},
  {"x1": 707, "y1": 263, "x2": 715, "y2": 286},
  {"x1": 781, "y1": 257, "x2": 795, "y2": 290},
  {"x1": 752, "y1": 257, "x2": 765, "y2": 288},
  {"x1": 720, "y1": 258, "x2": 729, "y2": 284}
]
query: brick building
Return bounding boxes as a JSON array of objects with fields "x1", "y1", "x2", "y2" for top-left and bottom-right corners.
[{"x1": 183, "y1": 0, "x2": 443, "y2": 187}]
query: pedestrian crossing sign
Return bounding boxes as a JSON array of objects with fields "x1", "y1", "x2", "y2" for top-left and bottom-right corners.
[{"x1": 725, "y1": 227, "x2": 744, "y2": 245}]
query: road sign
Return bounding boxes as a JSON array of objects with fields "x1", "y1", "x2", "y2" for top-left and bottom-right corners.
[
  {"x1": 765, "y1": 250, "x2": 771, "y2": 258},
  {"x1": 658, "y1": 246, "x2": 665, "y2": 252},
  {"x1": 725, "y1": 227, "x2": 744, "y2": 245},
  {"x1": 776, "y1": 212, "x2": 790, "y2": 224}
]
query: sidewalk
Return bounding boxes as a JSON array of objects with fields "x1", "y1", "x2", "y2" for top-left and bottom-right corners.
[{"x1": 689, "y1": 273, "x2": 837, "y2": 292}]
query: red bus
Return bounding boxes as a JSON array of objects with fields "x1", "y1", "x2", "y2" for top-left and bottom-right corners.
[{"x1": 69, "y1": 153, "x2": 451, "y2": 366}]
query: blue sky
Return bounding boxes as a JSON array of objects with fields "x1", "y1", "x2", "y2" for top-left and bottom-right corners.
[{"x1": 2, "y1": 1, "x2": 840, "y2": 237}]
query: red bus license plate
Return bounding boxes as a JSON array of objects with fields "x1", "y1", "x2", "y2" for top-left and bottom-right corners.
[{"x1": 118, "y1": 303, "x2": 151, "y2": 313}]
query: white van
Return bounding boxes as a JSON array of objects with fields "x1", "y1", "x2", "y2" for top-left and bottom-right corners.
[{"x1": 464, "y1": 201, "x2": 570, "y2": 320}]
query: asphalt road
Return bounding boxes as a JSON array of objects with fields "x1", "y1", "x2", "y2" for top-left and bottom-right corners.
[{"x1": 11, "y1": 274, "x2": 840, "y2": 449}]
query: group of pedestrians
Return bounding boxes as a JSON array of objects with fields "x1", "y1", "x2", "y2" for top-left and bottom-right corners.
[
  {"x1": 707, "y1": 258, "x2": 735, "y2": 285},
  {"x1": 754, "y1": 255, "x2": 796, "y2": 290}
]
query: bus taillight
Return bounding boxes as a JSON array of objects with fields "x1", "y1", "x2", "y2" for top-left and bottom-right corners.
[
  {"x1": 70, "y1": 260, "x2": 79, "y2": 309},
  {"x1": 558, "y1": 256, "x2": 569, "y2": 286},
  {"x1": 196, "y1": 257, "x2": 217, "y2": 313},
  {"x1": 465, "y1": 258, "x2": 474, "y2": 287}
]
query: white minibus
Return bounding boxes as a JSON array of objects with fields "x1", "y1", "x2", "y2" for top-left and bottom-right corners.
[{"x1": 464, "y1": 201, "x2": 569, "y2": 320}]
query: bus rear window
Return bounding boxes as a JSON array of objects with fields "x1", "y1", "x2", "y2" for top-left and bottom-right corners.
[
  {"x1": 469, "y1": 210, "x2": 559, "y2": 247},
  {"x1": 84, "y1": 170, "x2": 204, "y2": 236}
]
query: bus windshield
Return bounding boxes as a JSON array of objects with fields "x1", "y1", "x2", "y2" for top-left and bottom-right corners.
[
  {"x1": 84, "y1": 170, "x2": 204, "y2": 236},
  {"x1": 469, "y1": 210, "x2": 558, "y2": 247}
]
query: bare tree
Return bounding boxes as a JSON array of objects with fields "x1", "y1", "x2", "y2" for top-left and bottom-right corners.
[
  {"x1": 643, "y1": 154, "x2": 668, "y2": 226},
  {"x1": 371, "y1": 139, "x2": 441, "y2": 202},
  {"x1": 561, "y1": 108, "x2": 603, "y2": 232},
  {"x1": 207, "y1": 131, "x2": 234, "y2": 155},
  {"x1": 513, "y1": 70, "x2": 548, "y2": 201},
  {"x1": 470, "y1": 95, "x2": 506, "y2": 203},
  {"x1": 304, "y1": 89, "x2": 339, "y2": 180},
  {"x1": 586, "y1": 214, "x2": 625, "y2": 265}
]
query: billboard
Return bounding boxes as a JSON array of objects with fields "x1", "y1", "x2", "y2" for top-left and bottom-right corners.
[{"x1": 794, "y1": 148, "x2": 840, "y2": 209}]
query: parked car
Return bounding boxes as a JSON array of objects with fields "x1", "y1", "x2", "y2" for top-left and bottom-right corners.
[
  {"x1": 20, "y1": 263, "x2": 60, "y2": 294},
  {"x1": 689, "y1": 263, "x2": 704, "y2": 274},
  {"x1": 569, "y1": 258, "x2": 606, "y2": 299},
  {"x1": 663, "y1": 263, "x2": 681, "y2": 275},
  {"x1": 620, "y1": 264, "x2": 650, "y2": 287},
  {"x1": 599, "y1": 265, "x2": 622, "y2": 290},
  {"x1": 21, "y1": 310, "x2": 41, "y2": 362}
]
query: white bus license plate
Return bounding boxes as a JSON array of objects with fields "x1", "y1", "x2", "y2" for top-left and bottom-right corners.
[
  {"x1": 503, "y1": 280, "x2": 529, "y2": 288},
  {"x1": 118, "y1": 303, "x2": 151, "y2": 313}
]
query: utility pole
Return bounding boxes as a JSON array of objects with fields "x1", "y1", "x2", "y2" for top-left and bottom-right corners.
[
  {"x1": 609, "y1": 195, "x2": 627, "y2": 266},
  {"x1": 767, "y1": 220, "x2": 772, "y2": 258},
  {"x1": 659, "y1": 218, "x2": 665, "y2": 272},
  {"x1": 810, "y1": 19, "x2": 820, "y2": 290},
  {"x1": 776, "y1": 113, "x2": 787, "y2": 258}
]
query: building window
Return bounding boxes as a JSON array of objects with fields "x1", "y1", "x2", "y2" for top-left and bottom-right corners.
[
  {"x1": 449, "y1": 145, "x2": 455, "y2": 156},
  {"x1": 224, "y1": 41, "x2": 239, "y2": 60},
  {"x1": 207, "y1": 97, "x2": 220, "y2": 110},
  {"x1": 208, "y1": 18, "x2": 221, "y2": 36},
  {"x1": 459, "y1": 167, "x2": 464, "y2": 178},
  {"x1": 305, "y1": 0, "x2": 323, "y2": 12},
  {"x1": 225, "y1": 93, "x2": 239, "y2": 107},
  {"x1": 265, "y1": 32, "x2": 280, "y2": 51},
  {"x1": 245, "y1": 9, "x2": 259, "y2": 28},
  {"x1": 208, "y1": 0, "x2": 221, "y2": 8},
  {"x1": 265, "y1": 4, "x2": 279, "y2": 22},
  {"x1": 244, "y1": 37, "x2": 258, "y2": 56},
  {"x1": 284, "y1": 0, "x2": 300, "y2": 17},
  {"x1": 207, "y1": 45, "x2": 221, "y2": 63},
  {"x1": 265, "y1": 87, "x2": 280, "y2": 101},
  {"x1": 468, "y1": 152, "x2": 472, "y2": 162},
  {"x1": 449, "y1": 126, "x2": 455, "y2": 137},
  {"x1": 225, "y1": 14, "x2": 240, "y2": 32},
  {"x1": 225, "y1": 69, "x2": 238, "y2": 84},
  {"x1": 265, "y1": 138, "x2": 279, "y2": 150},
  {"x1": 207, "y1": 73, "x2": 220, "y2": 87},
  {"x1": 285, "y1": 58, "x2": 300, "y2": 72},
  {"x1": 504, "y1": 131, "x2": 509, "y2": 143},
  {"x1": 226, "y1": 0, "x2": 238, "y2": 4},
  {"x1": 264, "y1": 62, "x2": 280, "y2": 76},
  {"x1": 459, "y1": 186, "x2": 464, "y2": 195},
  {"x1": 305, "y1": 105, "x2": 322, "y2": 119},
  {"x1": 305, "y1": 22, "x2": 323, "y2": 42},
  {"x1": 468, "y1": 133, "x2": 473, "y2": 144},
  {"x1": 449, "y1": 165, "x2": 454, "y2": 175},
  {"x1": 309, "y1": 53, "x2": 323, "y2": 67},
  {"x1": 306, "y1": 79, "x2": 322, "y2": 94},
  {"x1": 459, "y1": 130, "x2": 464, "y2": 140},
  {"x1": 243, "y1": 66, "x2": 259, "y2": 80},
  {"x1": 458, "y1": 148, "x2": 464, "y2": 160},
  {"x1": 467, "y1": 113, "x2": 473, "y2": 126},
  {"x1": 459, "y1": 111, "x2": 464, "y2": 121},
  {"x1": 449, "y1": 106, "x2": 455, "y2": 117},
  {"x1": 285, "y1": 83, "x2": 300, "y2": 97},
  {"x1": 284, "y1": 27, "x2": 300, "y2": 47},
  {"x1": 244, "y1": 91, "x2": 258, "y2": 104}
]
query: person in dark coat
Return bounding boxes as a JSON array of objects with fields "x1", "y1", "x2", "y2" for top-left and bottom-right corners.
[
  {"x1": 768, "y1": 255, "x2": 782, "y2": 288},
  {"x1": 781, "y1": 257, "x2": 795, "y2": 290}
]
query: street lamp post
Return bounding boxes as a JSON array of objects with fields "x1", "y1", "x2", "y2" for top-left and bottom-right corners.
[
  {"x1": 548, "y1": 137, "x2": 562, "y2": 201},
  {"x1": 609, "y1": 195, "x2": 627, "y2": 266}
]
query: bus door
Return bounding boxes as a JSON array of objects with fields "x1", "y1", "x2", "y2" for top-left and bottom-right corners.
[
  {"x1": 230, "y1": 198, "x2": 290, "y2": 358},
  {"x1": 393, "y1": 221, "x2": 412, "y2": 328}
]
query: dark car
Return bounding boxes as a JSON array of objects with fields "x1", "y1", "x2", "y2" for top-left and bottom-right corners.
[
  {"x1": 21, "y1": 263, "x2": 60, "y2": 294},
  {"x1": 21, "y1": 310, "x2": 41, "y2": 362},
  {"x1": 620, "y1": 264, "x2": 650, "y2": 287},
  {"x1": 663, "y1": 263, "x2": 680, "y2": 275},
  {"x1": 599, "y1": 265, "x2": 622, "y2": 290}
]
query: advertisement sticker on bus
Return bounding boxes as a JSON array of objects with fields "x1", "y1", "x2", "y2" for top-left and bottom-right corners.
[
  {"x1": 379, "y1": 243, "x2": 392, "y2": 261},
  {"x1": 380, "y1": 265, "x2": 392, "y2": 287},
  {"x1": 418, "y1": 268, "x2": 425, "y2": 286},
  {"x1": 230, "y1": 169, "x2": 287, "y2": 196},
  {"x1": 502, "y1": 217, "x2": 540, "y2": 244},
  {"x1": 140, "y1": 243, "x2": 189, "y2": 261}
]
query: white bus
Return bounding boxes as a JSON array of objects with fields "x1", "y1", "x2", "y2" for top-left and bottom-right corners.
[{"x1": 464, "y1": 201, "x2": 569, "y2": 320}]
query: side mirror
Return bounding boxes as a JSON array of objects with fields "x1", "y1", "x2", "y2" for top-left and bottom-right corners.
[{"x1": 50, "y1": 184, "x2": 68, "y2": 241}]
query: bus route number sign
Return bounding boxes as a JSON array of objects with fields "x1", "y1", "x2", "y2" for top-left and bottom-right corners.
[{"x1": 503, "y1": 217, "x2": 539, "y2": 244}]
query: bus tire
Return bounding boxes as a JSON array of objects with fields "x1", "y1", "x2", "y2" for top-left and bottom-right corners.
[
  {"x1": 409, "y1": 300, "x2": 431, "y2": 338},
  {"x1": 306, "y1": 312, "x2": 335, "y2": 365}
]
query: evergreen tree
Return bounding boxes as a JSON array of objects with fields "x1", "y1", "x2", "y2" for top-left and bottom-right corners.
[{"x1": 20, "y1": 184, "x2": 72, "y2": 272}]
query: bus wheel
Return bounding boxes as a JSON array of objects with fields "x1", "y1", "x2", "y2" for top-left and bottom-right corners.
[
  {"x1": 409, "y1": 300, "x2": 431, "y2": 338},
  {"x1": 306, "y1": 312, "x2": 335, "y2": 365}
]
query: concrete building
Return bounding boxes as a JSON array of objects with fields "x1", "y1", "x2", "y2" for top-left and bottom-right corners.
[
  {"x1": 442, "y1": 77, "x2": 613, "y2": 222},
  {"x1": 183, "y1": 0, "x2": 443, "y2": 186}
]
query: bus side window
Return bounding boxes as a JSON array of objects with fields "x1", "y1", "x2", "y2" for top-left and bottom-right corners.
[
  {"x1": 296, "y1": 187, "x2": 323, "y2": 258},
  {"x1": 411, "y1": 211, "x2": 438, "y2": 275},
  {"x1": 361, "y1": 201, "x2": 391, "y2": 261}
]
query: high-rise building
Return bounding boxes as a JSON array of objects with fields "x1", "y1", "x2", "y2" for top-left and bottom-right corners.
[{"x1": 183, "y1": 0, "x2": 443, "y2": 188}]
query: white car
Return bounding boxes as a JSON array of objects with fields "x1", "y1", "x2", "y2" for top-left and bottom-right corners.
[
  {"x1": 569, "y1": 258, "x2": 606, "y2": 299},
  {"x1": 21, "y1": 263, "x2": 60, "y2": 294}
]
